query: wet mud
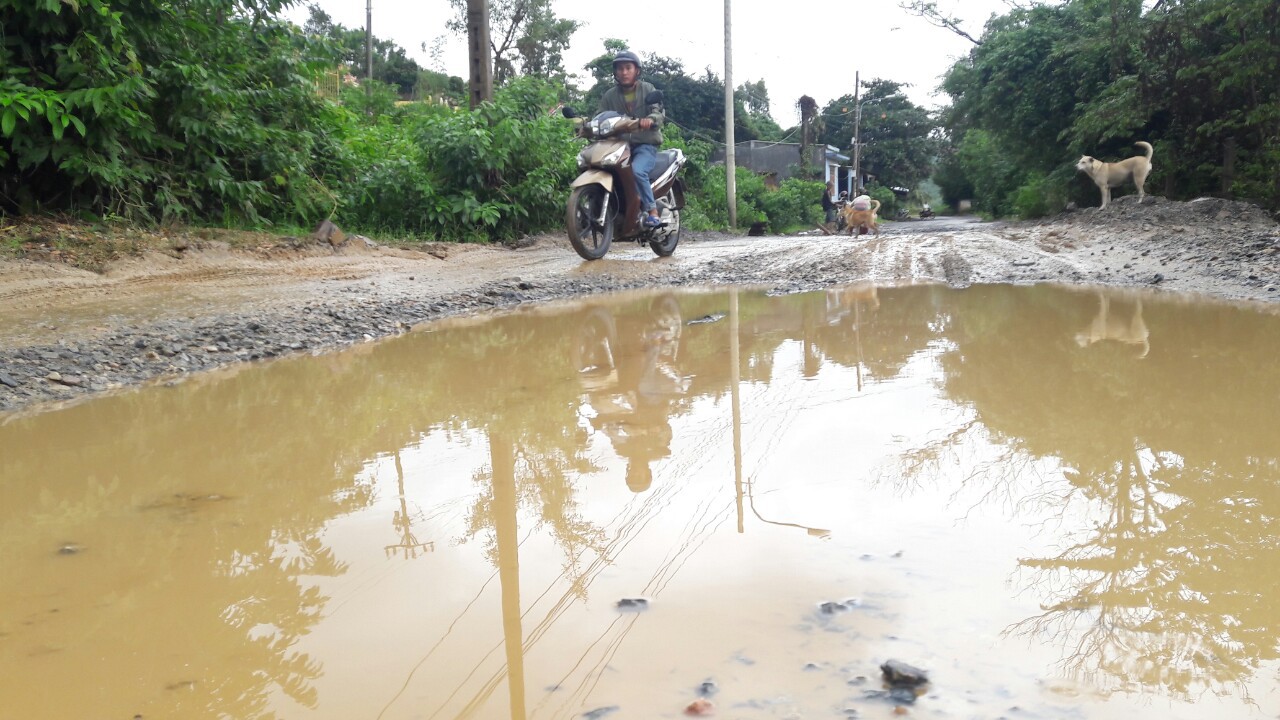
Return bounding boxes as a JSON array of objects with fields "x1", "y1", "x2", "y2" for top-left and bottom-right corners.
[{"x1": 1, "y1": 195, "x2": 1277, "y2": 415}]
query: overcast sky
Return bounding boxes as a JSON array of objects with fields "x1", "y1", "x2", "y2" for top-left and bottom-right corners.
[{"x1": 284, "y1": 0, "x2": 1015, "y2": 127}]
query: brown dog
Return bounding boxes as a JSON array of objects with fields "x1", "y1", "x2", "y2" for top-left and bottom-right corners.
[
  {"x1": 841, "y1": 197, "x2": 881, "y2": 237},
  {"x1": 1075, "y1": 141, "x2": 1154, "y2": 209}
]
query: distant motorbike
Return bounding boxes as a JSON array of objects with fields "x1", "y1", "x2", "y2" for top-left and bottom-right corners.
[
  {"x1": 919, "y1": 206, "x2": 935, "y2": 219},
  {"x1": 562, "y1": 91, "x2": 687, "y2": 261}
]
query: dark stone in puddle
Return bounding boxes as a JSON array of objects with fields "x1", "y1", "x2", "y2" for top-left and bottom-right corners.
[
  {"x1": 802, "y1": 662, "x2": 822, "y2": 671},
  {"x1": 581, "y1": 705, "x2": 619, "y2": 720},
  {"x1": 819, "y1": 599, "x2": 859, "y2": 614},
  {"x1": 862, "y1": 687, "x2": 920, "y2": 704},
  {"x1": 880, "y1": 659, "x2": 929, "y2": 687},
  {"x1": 615, "y1": 598, "x2": 648, "y2": 611},
  {"x1": 0, "y1": 372, "x2": 19, "y2": 388},
  {"x1": 686, "y1": 313, "x2": 726, "y2": 325},
  {"x1": 56, "y1": 543, "x2": 84, "y2": 556},
  {"x1": 696, "y1": 680, "x2": 718, "y2": 697}
]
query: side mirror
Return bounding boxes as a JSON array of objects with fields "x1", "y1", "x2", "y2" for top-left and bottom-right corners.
[
  {"x1": 644, "y1": 90, "x2": 664, "y2": 105},
  {"x1": 561, "y1": 106, "x2": 578, "y2": 119}
]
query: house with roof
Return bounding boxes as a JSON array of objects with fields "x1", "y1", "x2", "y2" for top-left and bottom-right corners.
[{"x1": 710, "y1": 141, "x2": 854, "y2": 195}]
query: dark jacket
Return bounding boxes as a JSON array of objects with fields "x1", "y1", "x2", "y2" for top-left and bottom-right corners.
[
  {"x1": 821, "y1": 192, "x2": 834, "y2": 211},
  {"x1": 597, "y1": 80, "x2": 664, "y2": 146}
]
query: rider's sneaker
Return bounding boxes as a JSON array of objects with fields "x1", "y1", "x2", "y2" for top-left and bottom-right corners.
[{"x1": 642, "y1": 214, "x2": 663, "y2": 228}]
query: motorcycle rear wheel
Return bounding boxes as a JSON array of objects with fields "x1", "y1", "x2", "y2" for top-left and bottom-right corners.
[
  {"x1": 567, "y1": 186, "x2": 614, "y2": 261},
  {"x1": 649, "y1": 207, "x2": 680, "y2": 257}
]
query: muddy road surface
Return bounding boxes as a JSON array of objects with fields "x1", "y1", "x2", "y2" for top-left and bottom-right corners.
[{"x1": 2, "y1": 195, "x2": 1277, "y2": 414}]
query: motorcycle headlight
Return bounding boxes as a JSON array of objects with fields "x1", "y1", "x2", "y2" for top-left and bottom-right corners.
[{"x1": 595, "y1": 115, "x2": 622, "y2": 136}]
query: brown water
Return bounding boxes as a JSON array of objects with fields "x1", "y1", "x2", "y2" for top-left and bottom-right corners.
[{"x1": 3, "y1": 284, "x2": 1280, "y2": 720}]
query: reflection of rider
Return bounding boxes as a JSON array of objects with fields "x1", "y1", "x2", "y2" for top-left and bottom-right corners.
[{"x1": 579, "y1": 296, "x2": 687, "y2": 493}]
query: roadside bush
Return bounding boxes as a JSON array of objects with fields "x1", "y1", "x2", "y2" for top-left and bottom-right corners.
[
  {"x1": 662, "y1": 126, "x2": 719, "y2": 231},
  {"x1": 954, "y1": 129, "x2": 1023, "y2": 216},
  {"x1": 866, "y1": 184, "x2": 899, "y2": 219},
  {"x1": 1010, "y1": 167, "x2": 1074, "y2": 218},
  {"x1": 757, "y1": 178, "x2": 823, "y2": 231},
  {"x1": 337, "y1": 77, "x2": 578, "y2": 240},
  {"x1": 1, "y1": 1, "x2": 349, "y2": 224},
  {"x1": 696, "y1": 166, "x2": 767, "y2": 229}
]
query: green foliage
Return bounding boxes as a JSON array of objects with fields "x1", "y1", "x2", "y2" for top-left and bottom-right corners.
[
  {"x1": 414, "y1": 70, "x2": 466, "y2": 105},
  {"x1": 580, "y1": 41, "x2": 783, "y2": 144},
  {"x1": 446, "y1": 0, "x2": 580, "y2": 86},
  {"x1": 336, "y1": 77, "x2": 578, "y2": 240},
  {"x1": 340, "y1": 80, "x2": 402, "y2": 120},
  {"x1": 954, "y1": 129, "x2": 1023, "y2": 216},
  {"x1": 937, "y1": 0, "x2": 1280, "y2": 213},
  {"x1": 2, "y1": 0, "x2": 349, "y2": 223},
  {"x1": 1009, "y1": 168, "x2": 1073, "y2": 219},
  {"x1": 696, "y1": 166, "x2": 765, "y2": 228},
  {"x1": 302, "y1": 4, "x2": 424, "y2": 96},
  {"x1": 758, "y1": 178, "x2": 824, "y2": 230},
  {"x1": 866, "y1": 184, "x2": 900, "y2": 219},
  {"x1": 693, "y1": 166, "x2": 821, "y2": 232},
  {"x1": 820, "y1": 79, "x2": 939, "y2": 190}
]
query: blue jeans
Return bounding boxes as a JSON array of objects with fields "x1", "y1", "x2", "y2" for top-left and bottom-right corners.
[{"x1": 631, "y1": 143, "x2": 658, "y2": 213}]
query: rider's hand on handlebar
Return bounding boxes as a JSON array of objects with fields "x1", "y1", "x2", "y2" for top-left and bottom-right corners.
[{"x1": 638, "y1": 118, "x2": 653, "y2": 130}]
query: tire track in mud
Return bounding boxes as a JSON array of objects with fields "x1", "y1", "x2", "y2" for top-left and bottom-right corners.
[{"x1": 4, "y1": 210, "x2": 1277, "y2": 415}]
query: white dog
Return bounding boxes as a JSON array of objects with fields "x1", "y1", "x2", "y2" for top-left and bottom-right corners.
[{"x1": 1075, "y1": 141, "x2": 1154, "y2": 209}]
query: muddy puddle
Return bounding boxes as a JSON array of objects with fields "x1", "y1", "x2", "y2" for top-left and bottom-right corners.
[{"x1": 3, "y1": 283, "x2": 1279, "y2": 720}]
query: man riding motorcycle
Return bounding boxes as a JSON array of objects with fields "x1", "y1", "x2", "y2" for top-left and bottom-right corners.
[{"x1": 597, "y1": 50, "x2": 665, "y2": 229}]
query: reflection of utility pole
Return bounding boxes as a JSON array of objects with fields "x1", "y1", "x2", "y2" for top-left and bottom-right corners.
[
  {"x1": 385, "y1": 451, "x2": 435, "y2": 559},
  {"x1": 491, "y1": 432, "x2": 527, "y2": 720},
  {"x1": 466, "y1": 0, "x2": 493, "y2": 108},
  {"x1": 731, "y1": 289, "x2": 743, "y2": 533},
  {"x1": 854, "y1": 299, "x2": 864, "y2": 393}
]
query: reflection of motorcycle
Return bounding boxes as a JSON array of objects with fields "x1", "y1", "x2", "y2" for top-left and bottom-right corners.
[
  {"x1": 562, "y1": 92, "x2": 687, "y2": 261},
  {"x1": 572, "y1": 296, "x2": 688, "y2": 493}
]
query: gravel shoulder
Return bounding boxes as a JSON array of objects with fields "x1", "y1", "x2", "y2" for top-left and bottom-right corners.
[{"x1": 2, "y1": 195, "x2": 1278, "y2": 415}]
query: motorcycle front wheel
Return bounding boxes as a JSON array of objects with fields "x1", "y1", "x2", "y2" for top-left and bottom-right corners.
[
  {"x1": 567, "y1": 186, "x2": 615, "y2": 261},
  {"x1": 649, "y1": 207, "x2": 680, "y2": 257}
]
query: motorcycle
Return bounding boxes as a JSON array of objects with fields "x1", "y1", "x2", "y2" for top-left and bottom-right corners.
[
  {"x1": 562, "y1": 91, "x2": 687, "y2": 261},
  {"x1": 919, "y1": 206, "x2": 935, "y2": 219}
]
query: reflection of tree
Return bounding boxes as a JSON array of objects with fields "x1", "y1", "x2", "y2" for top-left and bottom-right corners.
[
  {"x1": 0, "y1": 356, "x2": 381, "y2": 718},
  {"x1": 934, "y1": 284, "x2": 1280, "y2": 695}
]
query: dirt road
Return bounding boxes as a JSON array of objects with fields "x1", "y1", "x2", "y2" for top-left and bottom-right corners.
[{"x1": 2, "y1": 195, "x2": 1277, "y2": 414}]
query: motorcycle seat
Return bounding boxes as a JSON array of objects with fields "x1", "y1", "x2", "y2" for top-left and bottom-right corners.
[{"x1": 650, "y1": 150, "x2": 680, "y2": 178}]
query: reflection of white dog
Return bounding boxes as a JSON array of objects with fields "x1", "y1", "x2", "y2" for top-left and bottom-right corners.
[
  {"x1": 1075, "y1": 141, "x2": 1153, "y2": 209},
  {"x1": 1075, "y1": 293, "x2": 1149, "y2": 358}
]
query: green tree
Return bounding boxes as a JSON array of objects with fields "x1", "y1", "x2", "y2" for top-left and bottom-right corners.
[
  {"x1": 301, "y1": 4, "x2": 423, "y2": 97},
  {"x1": 1, "y1": 0, "x2": 349, "y2": 223},
  {"x1": 821, "y1": 79, "x2": 938, "y2": 191},
  {"x1": 932, "y1": 0, "x2": 1148, "y2": 215},
  {"x1": 580, "y1": 42, "x2": 777, "y2": 143},
  {"x1": 446, "y1": 0, "x2": 579, "y2": 85},
  {"x1": 1136, "y1": 0, "x2": 1280, "y2": 202}
]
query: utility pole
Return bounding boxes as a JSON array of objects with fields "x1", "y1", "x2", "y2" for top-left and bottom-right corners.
[
  {"x1": 851, "y1": 71, "x2": 861, "y2": 194},
  {"x1": 365, "y1": 0, "x2": 373, "y2": 95},
  {"x1": 724, "y1": 0, "x2": 736, "y2": 230},
  {"x1": 466, "y1": 0, "x2": 493, "y2": 108}
]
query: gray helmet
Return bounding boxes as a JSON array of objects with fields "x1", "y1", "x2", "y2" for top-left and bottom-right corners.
[{"x1": 612, "y1": 50, "x2": 642, "y2": 73}]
